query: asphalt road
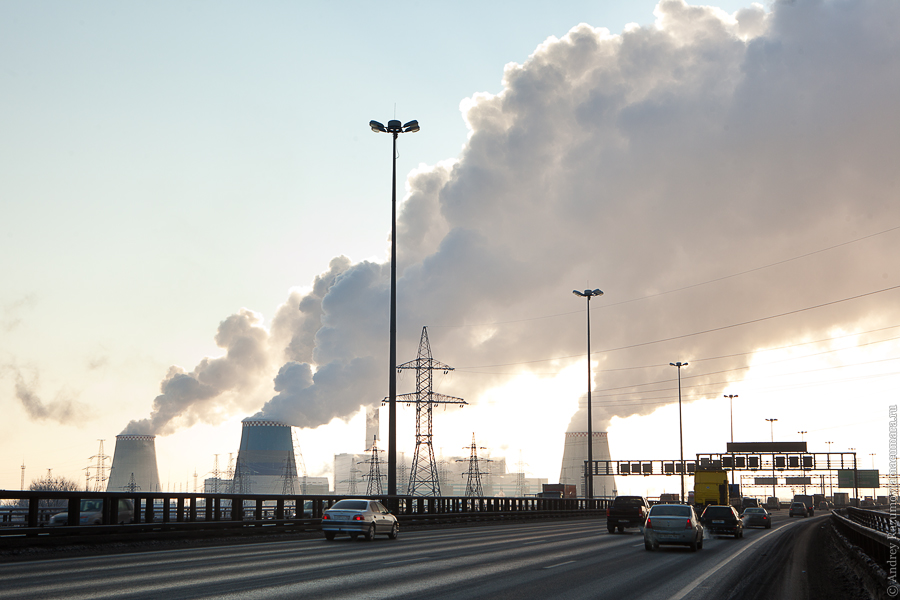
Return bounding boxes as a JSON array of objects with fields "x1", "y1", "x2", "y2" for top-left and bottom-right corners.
[{"x1": 0, "y1": 513, "x2": 840, "y2": 600}]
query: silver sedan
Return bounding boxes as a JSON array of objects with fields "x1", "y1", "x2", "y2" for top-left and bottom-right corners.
[
  {"x1": 643, "y1": 503, "x2": 704, "y2": 551},
  {"x1": 322, "y1": 499, "x2": 399, "y2": 541}
]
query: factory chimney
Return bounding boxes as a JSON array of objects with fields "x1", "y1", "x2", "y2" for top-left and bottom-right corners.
[
  {"x1": 558, "y1": 431, "x2": 616, "y2": 498},
  {"x1": 235, "y1": 419, "x2": 298, "y2": 494}
]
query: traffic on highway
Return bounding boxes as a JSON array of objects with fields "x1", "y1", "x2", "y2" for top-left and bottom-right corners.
[{"x1": 0, "y1": 509, "x2": 836, "y2": 600}]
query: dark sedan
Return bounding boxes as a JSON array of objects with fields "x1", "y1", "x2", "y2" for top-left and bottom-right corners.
[
  {"x1": 700, "y1": 505, "x2": 743, "y2": 538},
  {"x1": 741, "y1": 507, "x2": 772, "y2": 529}
]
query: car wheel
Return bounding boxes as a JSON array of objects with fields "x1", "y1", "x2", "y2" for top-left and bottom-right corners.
[
  {"x1": 698, "y1": 536, "x2": 703, "y2": 550},
  {"x1": 644, "y1": 540, "x2": 653, "y2": 551},
  {"x1": 607, "y1": 525, "x2": 615, "y2": 534},
  {"x1": 350, "y1": 533, "x2": 359, "y2": 541},
  {"x1": 617, "y1": 525, "x2": 624, "y2": 533},
  {"x1": 364, "y1": 525, "x2": 375, "y2": 541},
  {"x1": 690, "y1": 538, "x2": 698, "y2": 552},
  {"x1": 766, "y1": 523, "x2": 771, "y2": 529},
  {"x1": 388, "y1": 523, "x2": 399, "y2": 540},
  {"x1": 324, "y1": 531, "x2": 336, "y2": 541}
]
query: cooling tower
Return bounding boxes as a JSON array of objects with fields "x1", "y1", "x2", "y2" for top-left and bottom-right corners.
[
  {"x1": 559, "y1": 431, "x2": 617, "y2": 498},
  {"x1": 234, "y1": 419, "x2": 299, "y2": 495},
  {"x1": 106, "y1": 435, "x2": 162, "y2": 493}
]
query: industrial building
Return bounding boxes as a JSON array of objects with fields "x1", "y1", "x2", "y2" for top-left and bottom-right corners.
[
  {"x1": 559, "y1": 431, "x2": 617, "y2": 498},
  {"x1": 106, "y1": 434, "x2": 162, "y2": 493}
]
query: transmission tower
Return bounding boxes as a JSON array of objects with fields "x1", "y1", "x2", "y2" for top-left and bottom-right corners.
[
  {"x1": 516, "y1": 451, "x2": 529, "y2": 497},
  {"x1": 213, "y1": 454, "x2": 220, "y2": 493},
  {"x1": 89, "y1": 439, "x2": 110, "y2": 491},
  {"x1": 123, "y1": 472, "x2": 141, "y2": 493},
  {"x1": 457, "y1": 433, "x2": 492, "y2": 497},
  {"x1": 280, "y1": 456, "x2": 297, "y2": 495},
  {"x1": 291, "y1": 427, "x2": 309, "y2": 494},
  {"x1": 390, "y1": 326, "x2": 466, "y2": 497},
  {"x1": 341, "y1": 463, "x2": 362, "y2": 495},
  {"x1": 231, "y1": 456, "x2": 251, "y2": 494},
  {"x1": 359, "y1": 436, "x2": 386, "y2": 496}
]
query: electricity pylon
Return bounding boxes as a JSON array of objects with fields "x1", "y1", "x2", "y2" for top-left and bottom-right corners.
[
  {"x1": 457, "y1": 433, "x2": 492, "y2": 497},
  {"x1": 392, "y1": 326, "x2": 466, "y2": 496},
  {"x1": 361, "y1": 436, "x2": 386, "y2": 496}
]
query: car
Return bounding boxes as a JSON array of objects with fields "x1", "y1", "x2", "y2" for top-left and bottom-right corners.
[
  {"x1": 47, "y1": 499, "x2": 134, "y2": 526},
  {"x1": 643, "y1": 503, "x2": 704, "y2": 552},
  {"x1": 321, "y1": 499, "x2": 399, "y2": 541},
  {"x1": 818, "y1": 501, "x2": 830, "y2": 512},
  {"x1": 788, "y1": 502, "x2": 809, "y2": 518},
  {"x1": 741, "y1": 497, "x2": 760, "y2": 510},
  {"x1": 741, "y1": 507, "x2": 772, "y2": 529},
  {"x1": 700, "y1": 505, "x2": 743, "y2": 538}
]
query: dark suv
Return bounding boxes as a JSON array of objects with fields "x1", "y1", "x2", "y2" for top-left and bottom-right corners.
[{"x1": 699, "y1": 505, "x2": 743, "y2": 538}]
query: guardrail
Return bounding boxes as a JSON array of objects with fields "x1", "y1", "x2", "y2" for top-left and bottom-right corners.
[
  {"x1": 831, "y1": 507, "x2": 897, "y2": 576},
  {"x1": 1, "y1": 490, "x2": 610, "y2": 541}
]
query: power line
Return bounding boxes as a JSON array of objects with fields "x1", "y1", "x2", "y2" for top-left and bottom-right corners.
[
  {"x1": 432, "y1": 224, "x2": 900, "y2": 329},
  {"x1": 456, "y1": 284, "x2": 900, "y2": 370}
]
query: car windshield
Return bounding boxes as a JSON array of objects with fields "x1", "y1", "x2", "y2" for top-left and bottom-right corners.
[
  {"x1": 330, "y1": 500, "x2": 369, "y2": 511},
  {"x1": 744, "y1": 508, "x2": 765, "y2": 514},
  {"x1": 649, "y1": 505, "x2": 691, "y2": 516},
  {"x1": 702, "y1": 507, "x2": 732, "y2": 517},
  {"x1": 791, "y1": 503, "x2": 805, "y2": 508},
  {"x1": 80, "y1": 500, "x2": 102, "y2": 512}
]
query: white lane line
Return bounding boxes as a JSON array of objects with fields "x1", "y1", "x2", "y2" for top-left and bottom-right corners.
[
  {"x1": 544, "y1": 560, "x2": 576, "y2": 569},
  {"x1": 669, "y1": 521, "x2": 801, "y2": 600},
  {"x1": 384, "y1": 557, "x2": 431, "y2": 565}
]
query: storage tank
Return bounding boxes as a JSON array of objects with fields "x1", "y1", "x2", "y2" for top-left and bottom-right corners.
[{"x1": 106, "y1": 434, "x2": 162, "y2": 493}]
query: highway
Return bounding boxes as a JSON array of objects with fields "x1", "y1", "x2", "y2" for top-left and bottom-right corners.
[{"x1": 0, "y1": 513, "x2": 832, "y2": 600}]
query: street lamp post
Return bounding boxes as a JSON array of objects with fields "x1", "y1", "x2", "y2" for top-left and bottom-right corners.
[
  {"x1": 724, "y1": 394, "x2": 738, "y2": 485},
  {"x1": 573, "y1": 288, "x2": 603, "y2": 499},
  {"x1": 826, "y1": 441, "x2": 834, "y2": 499},
  {"x1": 766, "y1": 418, "x2": 777, "y2": 503},
  {"x1": 870, "y1": 453, "x2": 877, "y2": 499},
  {"x1": 369, "y1": 118, "x2": 420, "y2": 497},
  {"x1": 670, "y1": 362, "x2": 688, "y2": 503}
]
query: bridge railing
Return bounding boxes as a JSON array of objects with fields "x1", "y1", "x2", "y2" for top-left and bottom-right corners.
[
  {"x1": 0, "y1": 490, "x2": 610, "y2": 538},
  {"x1": 831, "y1": 507, "x2": 897, "y2": 578}
]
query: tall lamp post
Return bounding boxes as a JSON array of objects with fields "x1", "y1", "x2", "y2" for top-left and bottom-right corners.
[
  {"x1": 670, "y1": 361, "x2": 688, "y2": 503},
  {"x1": 573, "y1": 288, "x2": 603, "y2": 499},
  {"x1": 724, "y1": 394, "x2": 738, "y2": 485},
  {"x1": 825, "y1": 441, "x2": 834, "y2": 499},
  {"x1": 766, "y1": 418, "x2": 778, "y2": 503},
  {"x1": 369, "y1": 118, "x2": 420, "y2": 496}
]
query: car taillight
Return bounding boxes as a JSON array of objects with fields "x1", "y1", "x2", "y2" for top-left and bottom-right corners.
[
  {"x1": 606, "y1": 508, "x2": 610, "y2": 517},
  {"x1": 322, "y1": 514, "x2": 330, "y2": 520},
  {"x1": 685, "y1": 519, "x2": 693, "y2": 529},
  {"x1": 353, "y1": 514, "x2": 364, "y2": 521},
  {"x1": 645, "y1": 518, "x2": 652, "y2": 529}
]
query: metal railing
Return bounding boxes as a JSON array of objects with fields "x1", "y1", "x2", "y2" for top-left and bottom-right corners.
[
  {"x1": 0, "y1": 490, "x2": 609, "y2": 540},
  {"x1": 831, "y1": 507, "x2": 898, "y2": 575}
]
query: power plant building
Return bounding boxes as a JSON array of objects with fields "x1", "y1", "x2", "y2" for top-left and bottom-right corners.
[
  {"x1": 559, "y1": 431, "x2": 617, "y2": 498},
  {"x1": 106, "y1": 434, "x2": 162, "y2": 493}
]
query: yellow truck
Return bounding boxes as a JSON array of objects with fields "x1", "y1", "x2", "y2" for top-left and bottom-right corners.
[{"x1": 694, "y1": 470, "x2": 729, "y2": 508}]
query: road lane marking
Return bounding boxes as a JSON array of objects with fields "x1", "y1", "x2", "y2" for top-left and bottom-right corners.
[
  {"x1": 384, "y1": 557, "x2": 431, "y2": 565},
  {"x1": 544, "y1": 560, "x2": 576, "y2": 569},
  {"x1": 669, "y1": 520, "x2": 803, "y2": 600}
]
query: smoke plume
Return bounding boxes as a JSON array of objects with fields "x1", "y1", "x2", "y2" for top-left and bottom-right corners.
[{"x1": 131, "y1": 0, "x2": 900, "y2": 438}]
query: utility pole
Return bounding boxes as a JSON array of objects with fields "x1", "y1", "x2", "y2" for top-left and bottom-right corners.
[{"x1": 766, "y1": 418, "x2": 778, "y2": 502}]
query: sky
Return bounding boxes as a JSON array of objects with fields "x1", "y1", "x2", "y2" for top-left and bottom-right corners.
[{"x1": 1, "y1": 0, "x2": 898, "y2": 498}]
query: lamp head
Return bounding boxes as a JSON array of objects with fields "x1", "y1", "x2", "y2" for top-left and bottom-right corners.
[
  {"x1": 387, "y1": 119, "x2": 402, "y2": 133},
  {"x1": 402, "y1": 119, "x2": 420, "y2": 133},
  {"x1": 369, "y1": 120, "x2": 386, "y2": 133}
]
